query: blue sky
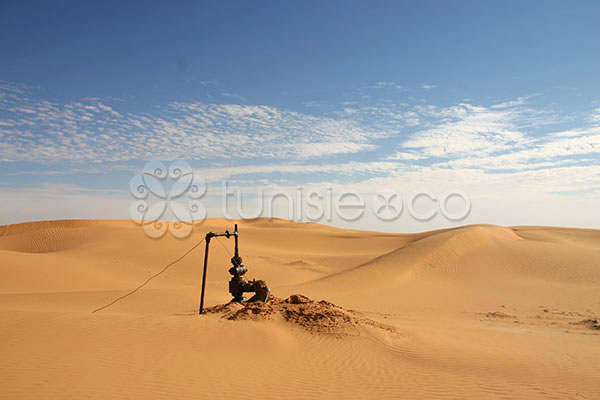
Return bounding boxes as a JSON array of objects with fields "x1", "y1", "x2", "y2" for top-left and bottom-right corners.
[{"x1": 1, "y1": 1, "x2": 599, "y2": 231}]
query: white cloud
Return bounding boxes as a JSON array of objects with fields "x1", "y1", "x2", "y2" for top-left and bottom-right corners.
[
  {"x1": 221, "y1": 92, "x2": 247, "y2": 102},
  {"x1": 194, "y1": 160, "x2": 407, "y2": 182},
  {"x1": 367, "y1": 81, "x2": 403, "y2": 90},
  {"x1": 398, "y1": 98, "x2": 572, "y2": 166},
  {"x1": 434, "y1": 118, "x2": 600, "y2": 170},
  {"x1": 1, "y1": 82, "x2": 600, "y2": 231},
  {"x1": 387, "y1": 151, "x2": 427, "y2": 161},
  {"x1": 402, "y1": 102, "x2": 533, "y2": 158},
  {"x1": 590, "y1": 108, "x2": 600, "y2": 124},
  {"x1": 0, "y1": 87, "x2": 392, "y2": 163}
]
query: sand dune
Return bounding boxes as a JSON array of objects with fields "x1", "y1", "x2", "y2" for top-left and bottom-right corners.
[{"x1": 1, "y1": 219, "x2": 599, "y2": 399}]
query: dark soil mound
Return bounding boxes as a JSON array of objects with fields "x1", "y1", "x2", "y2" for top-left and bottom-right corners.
[
  {"x1": 570, "y1": 319, "x2": 600, "y2": 330},
  {"x1": 204, "y1": 294, "x2": 395, "y2": 336}
]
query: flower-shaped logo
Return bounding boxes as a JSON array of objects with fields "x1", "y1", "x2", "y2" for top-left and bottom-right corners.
[{"x1": 129, "y1": 160, "x2": 206, "y2": 238}]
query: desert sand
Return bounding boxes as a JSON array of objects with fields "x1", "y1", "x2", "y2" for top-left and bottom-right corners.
[{"x1": 1, "y1": 218, "x2": 599, "y2": 399}]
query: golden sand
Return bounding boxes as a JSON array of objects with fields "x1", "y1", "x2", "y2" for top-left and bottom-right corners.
[{"x1": 1, "y1": 219, "x2": 599, "y2": 399}]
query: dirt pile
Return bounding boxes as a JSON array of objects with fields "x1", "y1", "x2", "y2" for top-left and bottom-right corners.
[
  {"x1": 570, "y1": 319, "x2": 600, "y2": 330},
  {"x1": 483, "y1": 311, "x2": 517, "y2": 319},
  {"x1": 204, "y1": 294, "x2": 394, "y2": 336}
]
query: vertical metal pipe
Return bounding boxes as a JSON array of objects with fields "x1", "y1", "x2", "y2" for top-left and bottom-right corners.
[
  {"x1": 199, "y1": 235, "x2": 211, "y2": 314},
  {"x1": 234, "y1": 224, "x2": 239, "y2": 258}
]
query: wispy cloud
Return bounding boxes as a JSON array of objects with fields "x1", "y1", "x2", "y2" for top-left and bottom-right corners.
[
  {"x1": 194, "y1": 160, "x2": 407, "y2": 182},
  {"x1": 367, "y1": 81, "x2": 404, "y2": 90},
  {"x1": 221, "y1": 92, "x2": 247, "y2": 102},
  {"x1": 399, "y1": 99, "x2": 564, "y2": 161},
  {"x1": 442, "y1": 126, "x2": 600, "y2": 171},
  {"x1": 391, "y1": 99, "x2": 599, "y2": 172},
  {"x1": 0, "y1": 84, "x2": 391, "y2": 163},
  {"x1": 2, "y1": 83, "x2": 597, "y2": 178},
  {"x1": 387, "y1": 151, "x2": 428, "y2": 161},
  {"x1": 2, "y1": 81, "x2": 600, "y2": 231},
  {"x1": 590, "y1": 107, "x2": 600, "y2": 124}
]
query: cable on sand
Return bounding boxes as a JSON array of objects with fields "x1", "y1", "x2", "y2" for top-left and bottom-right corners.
[{"x1": 92, "y1": 237, "x2": 205, "y2": 313}]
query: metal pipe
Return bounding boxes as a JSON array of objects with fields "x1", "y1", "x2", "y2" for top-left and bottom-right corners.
[
  {"x1": 199, "y1": 225, "x2": 239, "y2": 314},
  {"x1": 234, "y1": 224, "x2": 239, "y2": 258},
  {"x1": 199, "y1": 233, "x2": 212, "y2": 314}
]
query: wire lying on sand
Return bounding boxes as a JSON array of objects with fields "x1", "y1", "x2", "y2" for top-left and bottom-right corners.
[{"x1": 92, "y1": 237, "x2": 205, "y2": 313}]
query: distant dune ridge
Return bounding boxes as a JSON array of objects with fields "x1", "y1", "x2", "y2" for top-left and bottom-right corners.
[{"x1": 1, "y1": 218, "x2": 599, "y2": 399}]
